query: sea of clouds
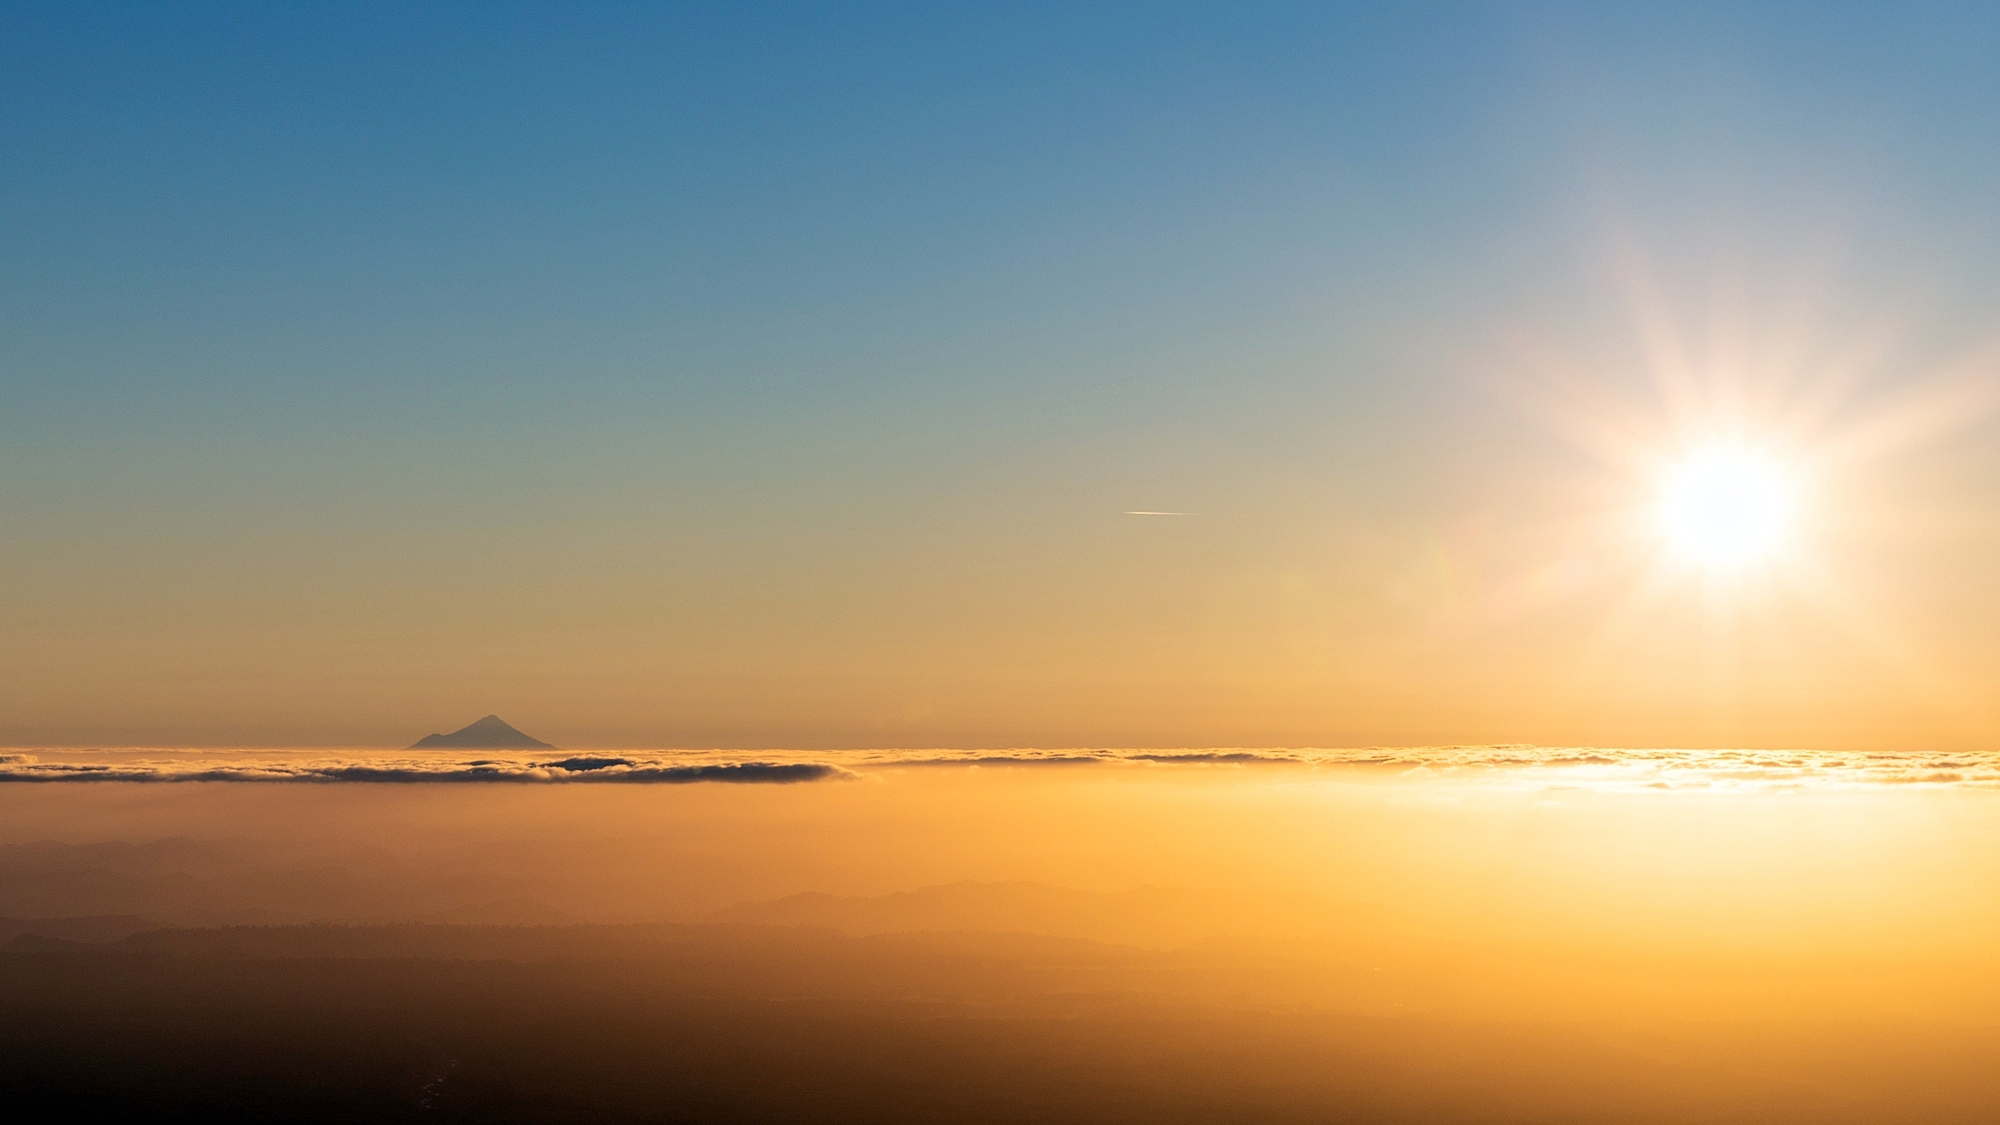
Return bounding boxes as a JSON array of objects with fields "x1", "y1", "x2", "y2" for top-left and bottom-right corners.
[{"x1": 0, "y1": 746, "x2": 1993, "y2": 790}]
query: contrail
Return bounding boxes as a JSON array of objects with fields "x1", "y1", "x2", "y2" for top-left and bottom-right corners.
[{"x1": 1123, "y1": 511, "x2": 1191, "y2": 516}]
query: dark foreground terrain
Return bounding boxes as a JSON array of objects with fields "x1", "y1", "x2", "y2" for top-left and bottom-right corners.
[{"x1": 5, "y1": 923, "x2": 2000, "y2": 1123}]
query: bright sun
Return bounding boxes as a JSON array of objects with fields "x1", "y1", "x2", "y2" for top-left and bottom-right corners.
[{"x1": 1659, "y1": 451, "x2": 1793, "y2": 565}]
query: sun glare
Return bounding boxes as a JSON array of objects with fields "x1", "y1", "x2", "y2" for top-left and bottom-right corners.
[{"x1": 1660, "y1": 451, "x2": 1793, "y2": 565}]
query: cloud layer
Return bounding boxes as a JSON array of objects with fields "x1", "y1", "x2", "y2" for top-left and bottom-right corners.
[
  {"x1": 860, "y1": 745, "x2": 2000, "y2": 790},
  {"x1": 0, "y1": 745, "x2": 1993, "y2": 790},
  {"x1": 0, "y1": 754, "x2": 847, "y2": 785}
]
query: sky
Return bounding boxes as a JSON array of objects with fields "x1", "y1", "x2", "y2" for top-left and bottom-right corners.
[{"x1": 7, "y1": 2, "x2": 2000, "y2": 749}]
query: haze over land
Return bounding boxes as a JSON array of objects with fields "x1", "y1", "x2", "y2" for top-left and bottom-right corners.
[{"x1": 8, "y1": 756, "x2": 2000, "y2": 1120}]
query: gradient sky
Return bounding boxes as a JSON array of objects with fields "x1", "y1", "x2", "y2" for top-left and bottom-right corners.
[{"x1": 8, "y1": 2, "x2": 2000, "y2": 749}]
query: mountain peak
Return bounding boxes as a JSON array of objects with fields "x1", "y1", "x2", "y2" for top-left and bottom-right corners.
[{"x1": 410, "y1": 715, "x2": 555, "y2": 750}]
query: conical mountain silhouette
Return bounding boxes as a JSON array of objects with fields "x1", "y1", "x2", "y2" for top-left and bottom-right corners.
[{"x1": 410, "y1": 715, "x2": 555, "y2": 750}]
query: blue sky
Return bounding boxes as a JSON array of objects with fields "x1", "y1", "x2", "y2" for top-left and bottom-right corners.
[{"x1": 7, "y1": 3, "x2": 2000, "y2": 747}]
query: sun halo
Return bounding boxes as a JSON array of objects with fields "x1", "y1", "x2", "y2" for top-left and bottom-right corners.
[{"x1": 1658, "y1": 450, "x2": 1795, "y2": 567}]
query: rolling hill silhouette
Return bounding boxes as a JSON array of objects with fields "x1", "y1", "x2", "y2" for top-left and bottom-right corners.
[{"x1": 410, "y1": 715, "x2": 554, "y2": 750}]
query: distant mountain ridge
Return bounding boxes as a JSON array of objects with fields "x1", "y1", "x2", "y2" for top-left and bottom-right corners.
[{"x1": 411, "y1": 715, "x2": 554, "y2": 750}]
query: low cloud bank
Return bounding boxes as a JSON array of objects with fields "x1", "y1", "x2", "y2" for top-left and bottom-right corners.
[
  {"x1": 848, "y1": 745, "x2": 2000, "y2": 790},
  {"x1": 0, "y1": 745, "x2": 1992, "y2": 790},
  {"x1": 0, "y1": 756, "x2": 848, "y2": 785}
]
